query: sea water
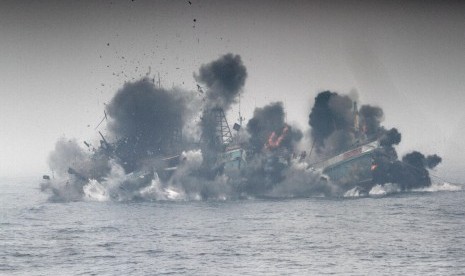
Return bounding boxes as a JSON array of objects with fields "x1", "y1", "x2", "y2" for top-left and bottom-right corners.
[{"x1": 1, "y1": 177, "x2": 464, "y2": 275}]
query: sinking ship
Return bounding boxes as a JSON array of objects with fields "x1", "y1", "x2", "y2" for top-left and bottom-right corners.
[
  {"x1": 310, "y1": 139, "x2": 380, "y2": 193},
  {"x1": 202, "y1": 102, "x2": 381, "y2": 194},
  {"x1": 44, "y1": 99, "x2": 380, "y2": 196},
  {"x1": 201, "y1": 107, "x2": 248, "y2": 174},
  {"x1": 308, "y1": 102, "x2": 381, "y2": 193},
  {"x1": 115, "y1": 102, "x2": 379, "y2": 192}
]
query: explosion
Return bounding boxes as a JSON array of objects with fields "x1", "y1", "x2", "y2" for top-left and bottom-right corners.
[
  {"x1": 308, "y1": 91, "x2": 441, "y2": 192},
  {"x1": 266, "y1": 126, "x2": 289, "y2": 150},
  {"x1": 41, "y1": 54, "x2": 442, "y2": 201}
]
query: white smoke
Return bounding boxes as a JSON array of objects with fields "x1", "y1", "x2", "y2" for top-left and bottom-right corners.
[
  {"x1": 81, "y1": 151, "x2": 205, "y2": 202},
  {"x1": 46, "y1": 149, "x2": 238, "y2": 202}
]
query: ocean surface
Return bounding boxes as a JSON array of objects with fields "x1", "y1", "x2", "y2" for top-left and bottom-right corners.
[{"x1": 1, "y1": 178, "x2": 464, "y2": 275}]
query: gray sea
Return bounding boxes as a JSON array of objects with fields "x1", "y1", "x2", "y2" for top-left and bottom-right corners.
[{"x1": 1, "y1": 177, "x2": 464, "y2": 275}]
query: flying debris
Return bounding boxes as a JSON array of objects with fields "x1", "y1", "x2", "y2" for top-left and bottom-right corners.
[
  {"x1": 95, "y1": 110, "x2": 108, "y2": 130},
  {"x1": 197, "y1": 84, "x2": 204, "y2": 94},
  {"x1": 42, "y1": 54, "x2": 443, "y2": 202}
]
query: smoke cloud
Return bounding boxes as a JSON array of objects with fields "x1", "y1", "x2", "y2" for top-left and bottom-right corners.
[
  {"x1": 106, "y1": 79, "x2": 199, "y2": 173},
  {"x1": 308, "y1": 91, "x2": 356, "y2": 154},
  {"x1": 372, "y1": 151, "x2": 441, "y2": 190},
  {"x1": 195, "y1": 53, "x2": 247, "y2": 110},
  {"x1": 41, "y1": 138, "x2": 111, "y2": 201},
  {"x1": 246, "y1": 102, "x2": 302, "y2": 155},
  {"x1": 307, "y1": 90, "x2": 442, "y2": 192},
  {"x1": 379, "y1": 128, "x2": 401, "y2": 147},
  {"x1": 359, "y1": 105, "x2": 384, "y2": 137},
  {"x1": 42, "y1": 54, "x2": 443, "y2": 202},
  {"x1": 195, "y1": 54, "x2": 248, "y2": 172}
]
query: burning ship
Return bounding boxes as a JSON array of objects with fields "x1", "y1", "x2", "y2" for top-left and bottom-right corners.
[
  {"x1": 197, "y1": 99, "x2": 383, "y2": 194},
  {"x1": 308, "y1": 102, "x2": 382, "y2": 194},
  {"x1": 311, "y1": 140, "x2": 379, "y2": 193},
  {"x1": 42, "y1": 96, "x2": 440, "y2": 200},
  {"x1": 42, "y1": 54, "x2": 442, "y2": 201}
]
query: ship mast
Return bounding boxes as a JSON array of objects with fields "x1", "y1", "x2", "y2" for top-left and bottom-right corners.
[
  {"x1": 200, "y1": 107, "x2": 233, "y2": 150},
  {"x1": 238, "y1": 91, "x2": 244, "y2": 127},
  {"x1": 353, "y1": 101, "x2": 359, "y2": 132},
  {"x1": 213, "y1": 108, "x2": 233, "y2": 146},
  {"x1": 353, "y1": 101, "x2": 362, "y2": 143}
]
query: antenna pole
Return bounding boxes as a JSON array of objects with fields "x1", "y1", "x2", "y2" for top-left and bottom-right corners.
[
  {"x1": 308, "y1": 139, "x2": 316, "y2": 160},
  {"x1": 239, "y1": 91, "x2": 243, "y2": 126}
]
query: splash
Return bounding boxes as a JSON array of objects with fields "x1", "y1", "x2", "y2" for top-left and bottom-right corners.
[
  {"x1": 413, "y1": 182, "x2": 462, "y2": 192},
  {"x1": 43, "y1": 53, "x2": 445, "y2": 202},
  {"x1": 368, "y1": 183, "x2": 401, "y2": 196}
]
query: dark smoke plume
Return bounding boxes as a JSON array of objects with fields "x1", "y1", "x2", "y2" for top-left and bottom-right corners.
[
  {"x1": 240, "y1": 102, "x2": 305, "y2": 195},
  {"x1": 359, "y1": 105, "x2": 384, "y2": 137},
  {"x1": 308, "y1": 91, "x2": 355, "y2": 154},
  {"x1": 195, "y1": 53, "x2": 247, "y2": 110},
  {"x1": 196, "y1": 54, "x2": 247, "y2": 171},
  {"x1": 369, "y1": 121, "x2": 441, "y2": 191},
  {"x1": 426, "y1": 154, "x2": 442, "y2": 169},
  {"x1": 397, "y1": 151, "x2": 437, "y2": 189},
  {"x1": 106, "y1": 79, "x2": 195, "y2": 172},
  {"x1": 42, "y1": 53, "x2": 446, "y2": 202},
  {"x1": 246, "y1": 102, "x2": 302, "y2": 155},
  {"x1": 380, "y1": 128, "x2": 401, "y2": 147},
  {"x1": 308, "y1": 90, "x2": 443, "y2": 192},
  {"x1": 372, "y1": 132, "x2": 441, "y2": 190},
  {"x1": 308, "y1": 91, "x2": 398, "y2": 155}
]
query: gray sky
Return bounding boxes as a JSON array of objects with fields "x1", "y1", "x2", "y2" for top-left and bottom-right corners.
[{"x1": 1, "y1": 0, "x2": 464, "y2": 180}]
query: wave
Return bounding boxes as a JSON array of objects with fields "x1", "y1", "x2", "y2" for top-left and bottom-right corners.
[
  {"x1": 413, "y1": 182, "x2": 463, "y2": 192},
  {"x1": 368, "y1": 183, "x2": 401, "y2": 196}
]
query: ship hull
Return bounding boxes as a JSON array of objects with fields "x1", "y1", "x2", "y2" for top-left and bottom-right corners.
[
  {"x1": 313, "y1": 140, "x2": 379, "y2": 192},
  {"x1": 323, "y1": 151, "x2": 374, "y2": 191}
]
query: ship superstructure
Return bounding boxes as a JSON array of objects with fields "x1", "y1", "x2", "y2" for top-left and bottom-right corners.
[
  {"x1": 309, "y1": 101, "x2": 381, "y2": 191},
  {"x1": 200, "y1": 107, "x2": 247, "y2": 173},
  {"x1": 311, "y1": 140, "x2": 379, "y2": 190}
]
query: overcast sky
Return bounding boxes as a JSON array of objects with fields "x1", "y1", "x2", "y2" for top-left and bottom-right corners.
[{"x1": 1, "y1": 0, "x2": 464, "y2": 180}]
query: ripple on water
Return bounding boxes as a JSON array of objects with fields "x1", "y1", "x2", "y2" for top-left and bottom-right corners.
[{"x1": 2, "y1": 184, "x2": 465, "y2": 275}]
